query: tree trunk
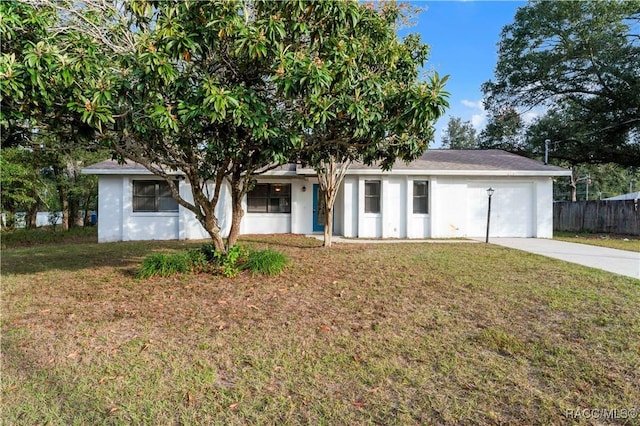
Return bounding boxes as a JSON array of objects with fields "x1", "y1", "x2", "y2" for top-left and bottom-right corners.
[
  {"x1": 227, "y1": 185, "x2": 244, "y2": 249},
  {"x1": 202, "y1": 211, "x2": 226, "y2": 252},
  {"x1": 3, "y1": 208, "x2": 16, "y2": 230},
  {"x1": 323, "y1": 201, "x2": 334, "y2": 247},
  {"x1": 59, "y1": 187, "x2": 70, "y2": 230},
  {"x1": 211, "y1": 233, "x2": 225, "y2": 252},
  {"x1": 317, "y1": 157, "x2": 351, "y2": 248},
  {"x1": 70, "y1": 197, "x2": 83, "y2": 227},
  {"x1": 570, "y1": 165, "x2": 577, "y2": 202},
  {"x1": 26, "y1": 203, "x2": 38, "y2": 229},
  {"x1": 53, "y1": 162, "x2": 71, "y2": 230},
  {"x1": 83, "y1": 188, "x2": 95, "y2": 225}
]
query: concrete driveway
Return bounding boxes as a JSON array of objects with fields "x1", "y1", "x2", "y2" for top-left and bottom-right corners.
[{"x1": 481, "y1": 238, "x2": 640, "y2": 280}]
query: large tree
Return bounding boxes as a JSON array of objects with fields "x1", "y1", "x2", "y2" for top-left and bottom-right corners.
[
  {"x1": 9, "y1": 1, "x2": 447, "y2": 250},
  {"x1": 97, "y1": 1, "x2": 304, "y2": 252},
  {"x1": 272, "y1": 1, "x2": 449, "y2": 246},
  {"x1": 441, "y1": 116, "x2": 477, "y2": 149},
  {"x1": 482, "y1": 0, "x2": 640, "y2": 167}
]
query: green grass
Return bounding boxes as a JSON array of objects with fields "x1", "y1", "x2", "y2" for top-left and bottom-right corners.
[
  {"x1": 244, "y1": 248, "x2": 289, "y2": 275},
  {"x1": 2, "y1": 234, "x2": 639, "y2": 425},
  {"x1": 554, "y1": 231, "x2": 640, "y2": 252},
  {"x1": 1, "y1": 226, "x2": 97, "y2": 249},
  {"x1": 137, "y1": 252, "x2": 200, "y2": 278}
]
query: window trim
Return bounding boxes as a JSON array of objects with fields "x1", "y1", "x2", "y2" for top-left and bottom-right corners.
[
  {"x1": 246, "y1": 183, "x2": 292, "y2": 214},
  {"x1": 364, "y1": 180, "x2": 381, "y2": 214},
  {"x1": 412, "y1": 180, "x2": 429, "y2": 214},
  {"x1": 132, "y1": 180, "x2": 179, "y2": 213}
]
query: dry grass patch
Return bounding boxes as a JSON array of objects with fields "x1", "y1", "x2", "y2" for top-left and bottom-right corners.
[
  {"x1": 554, "y1": 231, "x2": 640, "y2": 252},
  {"x1": 2, "y1": 234, "x2": 639, "y2": 425}
]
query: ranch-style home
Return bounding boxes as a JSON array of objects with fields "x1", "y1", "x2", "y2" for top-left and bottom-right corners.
[{"x1": 82, "y1": 149, "x2": 571, "y2": 243}]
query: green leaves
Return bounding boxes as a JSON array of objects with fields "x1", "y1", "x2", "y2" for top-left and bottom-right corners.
[
  {"x1": 274, "y1": 1, "x2": 449, "y2": 170},
  {"x1": 0, "y1": 148, "x2": 40, "y2": 210},
  {"x1": 0, "y1": 53, "x2": 25, "y2": 102},
  {"x1": 482, "y1": 0, "x2": 640, "y2": 166}
]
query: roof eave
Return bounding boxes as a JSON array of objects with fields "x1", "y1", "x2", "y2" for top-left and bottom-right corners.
[
  {"x1": 82, "y1": 168, "x2": 298, "y2": 177},
  {"x1": 81, "y1": 169, "x2": 184, "y2": 176},
  {"x1": 259, "y1": 170, "x2": 298, "y2": 176}
]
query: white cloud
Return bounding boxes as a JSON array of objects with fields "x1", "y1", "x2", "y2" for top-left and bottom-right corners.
[
  {"x1": 471, "y1": 113, "x2": 487, "y2": 130},
  {"x1": 461, "y1": 99, "x2": 484, "y2": 110},
  {"x1": 521, "y1": 110, "x2": 540, "y2": 125},
  {"x1": 461, "y1": 99, "x2": 487, "y2": 131}
]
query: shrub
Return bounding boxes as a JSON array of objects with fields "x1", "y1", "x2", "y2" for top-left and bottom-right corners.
[
  {"x1": 137, "y1": 252, "x2": 193, "y2": 279},
  {"x1": 186, "y1": 248, "x2": 209, "y2": 270},
  {"x1": 212, "y1": 244, "x2": 248, "y2": 278},
  {"x1": 137, "y1": 244, "x2": 252, "y2": 279},
  {"x1": 244, "y1": 248, "x2": 289, "y2": 276},
  {"x1": 198, "y1": 242, "x2": 217, "y2": 262}
]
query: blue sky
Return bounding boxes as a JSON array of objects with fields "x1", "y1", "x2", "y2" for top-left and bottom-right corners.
[{"x1": 400, "y1": 1, "x2": 526, "y2": 147}]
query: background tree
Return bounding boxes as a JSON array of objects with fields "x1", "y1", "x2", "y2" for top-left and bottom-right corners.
[
  {"x1": 476, "y1": 106, "x2": 526, "y2": 153},
  {"x1": 482, "y1": 0, "x2": 640, "y2": 167},
  {"x1": 1, "y1": 0, "x2": 110, "y2": 229},
  {"x1": 553, "y1": 163, "x2": 640, "y2": 201},
  {"x1": 273, "y1": 1, "x2": 449, "y2": 247},
  {"x1": 0, "y1": 148, "x2": 42, "y2": 229},
  {"x1": 441, "y1": 116, "x2": 477, "y2": 149}
]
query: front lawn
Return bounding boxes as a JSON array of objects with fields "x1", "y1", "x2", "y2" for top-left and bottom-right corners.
[
  {"x1": 2, "y1": 235, "x2": 639, "y2": 425},
  {"x1": 1, "y1": 226, "x2": 97, "y2": 249},
  {"x1": 554, "y1": 231, "x2": 640, "y2": 252}
]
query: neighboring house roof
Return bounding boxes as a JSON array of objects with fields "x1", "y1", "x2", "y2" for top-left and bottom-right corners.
[
  {"x1": 83, "y1": 150, "x2": 571, "y2": 177},
  {"x1": 603, "y1": 191, "x2": 640, "y2": 201}
]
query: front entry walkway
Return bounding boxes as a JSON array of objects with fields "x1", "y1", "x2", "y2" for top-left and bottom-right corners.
[{"x1": 478, "y1": 238, "x2": 639, "y2": 280}]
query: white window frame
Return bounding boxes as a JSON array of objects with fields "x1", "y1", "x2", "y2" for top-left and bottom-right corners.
[
  {"x1": 364, "y1": 180, "x2": 381, "y2": 214},
  {"x1": 412, "y1": 180, "x2": 429, "y2": 214}
]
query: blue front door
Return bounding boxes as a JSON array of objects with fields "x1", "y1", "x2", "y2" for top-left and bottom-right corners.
[{"x1": 312, "y1": 184, "x2": 325, "y2": 232}]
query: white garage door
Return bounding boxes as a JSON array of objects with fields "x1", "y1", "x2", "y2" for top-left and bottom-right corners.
[{"x1": 466, "y1": 183, "x2": 534, "y2": 237}]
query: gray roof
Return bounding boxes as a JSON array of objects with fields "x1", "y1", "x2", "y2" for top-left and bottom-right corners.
[
  {"x1": 83, "y1": 159, "x2": 297, "y2": 174},
  {"x1": 352, "y1": 150, "x2": 569, "y2": 172},
  {"x1": 83, "y1": 159, "x2": 148, "y2": 171},
  {"x1": 84, "y1": 150, "x2": 570, "y2": 176}
]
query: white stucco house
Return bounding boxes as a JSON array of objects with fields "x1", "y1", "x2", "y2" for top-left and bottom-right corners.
[{"x1": 82, "y1": 149, "x2": 571, "y2": 243}]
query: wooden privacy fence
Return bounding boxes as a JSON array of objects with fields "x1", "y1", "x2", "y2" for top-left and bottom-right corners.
[{"x1": 554, "y1": 199, "x2": 640, "y2": 235}]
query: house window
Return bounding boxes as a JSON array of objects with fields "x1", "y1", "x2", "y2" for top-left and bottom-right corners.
[
  {"x1": 133, "y1": 180, "x2": 179, "y2": 212},
  {"x1": 413, "y1": 180, "x2": 429, "y2": 214},
  {"x1": 247, "y1": 183, "x2": 291, "y2": 213},
  {"x1": 365, "y1": 180, "x2": 381, "y2": 213}
]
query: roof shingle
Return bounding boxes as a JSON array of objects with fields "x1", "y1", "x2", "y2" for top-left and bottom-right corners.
[{"x1": 351, "y1": 149, "x2": 568, "y2": 172}]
